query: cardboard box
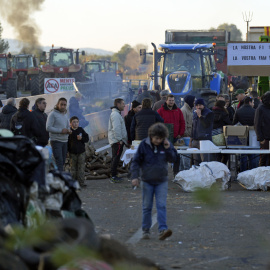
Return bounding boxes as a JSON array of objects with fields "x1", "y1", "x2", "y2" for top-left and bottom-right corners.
[{"x1": 223, "y1": 126, "x2": 249, "y2": 146}]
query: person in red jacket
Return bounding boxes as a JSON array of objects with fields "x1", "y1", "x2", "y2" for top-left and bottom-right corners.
[{"x1": 157, "y1": 94, "x2": 185, "y2": 176}]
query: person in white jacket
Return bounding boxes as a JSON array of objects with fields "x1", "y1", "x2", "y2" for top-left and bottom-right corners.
[{"x1": 108, "y1": 98, "x2": 128, "y2": 183}]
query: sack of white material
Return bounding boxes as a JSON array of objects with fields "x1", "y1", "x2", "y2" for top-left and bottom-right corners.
[
  {"x1": 237, "y1": 167, "x2": 270, "y2": 190},
  {"x1": 173, "y1": 161, "x2": 230, "y2": 192}
]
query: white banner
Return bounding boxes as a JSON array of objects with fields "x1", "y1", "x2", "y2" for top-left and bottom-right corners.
[
  {"x1": 44, "y1": 78, "x2": 75, "y2": 94},
  {"x1": 228, "y1": 43, "x2": 270, "y2": 66}
]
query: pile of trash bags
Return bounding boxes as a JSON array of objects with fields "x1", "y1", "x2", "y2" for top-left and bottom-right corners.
[
  {"x1": 0, "y1": 136, "x2": 87, "y2": 227},
  {"x1": 0, "y1": 136, "x2": 161, "y2": 270},
  {"x1": 174, "y1": 161, "x2": 231, "y2": 192},
  {"x1": 237, "y1": 167, "x2": 270, "y2": 190}
]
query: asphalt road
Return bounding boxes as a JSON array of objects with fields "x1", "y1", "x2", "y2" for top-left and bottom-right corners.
[{"x1": 79, "y1": 140, "x2": 270, "y2": 270}]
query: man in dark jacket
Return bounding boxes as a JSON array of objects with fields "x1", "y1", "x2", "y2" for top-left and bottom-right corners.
[
  {"x1": 69, "y1": 92, "x2": 89, "y2": 128},
  {"x1": 136, "y1": 85, "x2": 155, "y2": 104},
  {"x1": 130, "y1": 123, "x2": 177, "y2": 240},
  {"x1": 224, "y1": 94, "x2": 235, "y2": 122},
  {"x1": 233, "y1": 97, "x2": 255, "y2": 126},
  {"x1": 249, "y1": 91, "x2": 261, "y2": 109},
  {"x1": 255, "y1": 91, "x2": 270, "y2": 166},
  {"x1": 233, "y1": 97, "x2": 257, "y2": 171},
  {"x1": 10, "y1": 98, "x2": 41, "y2": 141},
  {"x1": 0, "y1": 98, "x2": 17, "y2": 130},
  {"x1": 152, "y1": 90, "x2": 170, "y2": 111},
  {"x1": 131, "y1": 98, "x2": 163, "y2": 141},
  {"x1": 124, "y1": 100, "x2": 142, "y2": 144},
  {"x1": 190, "y1": 98, "x2": 214, "y2": 165},
  {"x1": 32, "y1": 98, "x2": 49, "y2": 147},
  {"x1": 234, "y1": 89, "x2": 246, "y2": 110}
]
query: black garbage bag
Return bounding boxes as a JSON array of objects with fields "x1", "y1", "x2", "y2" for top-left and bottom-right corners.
[
  {"x1": 49, "y1": 170, "x2": 78, "y2": 189},
  {"x1": 0, "y1": 136, "x2": 44, "y2": 186},
  {"x1": 0, "y1": 169, "x2": 27, "y2": 226},
  {"x1": 0, "y1": 136, "x2": 45, "y2": 226}
]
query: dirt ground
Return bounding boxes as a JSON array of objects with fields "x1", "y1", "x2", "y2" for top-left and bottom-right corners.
[{"x1": 79, "y1": 169, "x2": 270, "y2": 270}]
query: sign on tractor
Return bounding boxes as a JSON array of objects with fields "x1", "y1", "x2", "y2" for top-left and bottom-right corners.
[{"x1": 44, "y1": 78, "x2": 75, "y2": 94}]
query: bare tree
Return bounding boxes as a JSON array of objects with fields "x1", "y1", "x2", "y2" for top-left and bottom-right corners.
[{"x1": 0, "y1": 22, "x2": 9, "y2": 53}]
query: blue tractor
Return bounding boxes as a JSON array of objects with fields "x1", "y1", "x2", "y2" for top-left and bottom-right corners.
[{"x1": 141, "y1": 43, "x2": 226, "y2": 108}]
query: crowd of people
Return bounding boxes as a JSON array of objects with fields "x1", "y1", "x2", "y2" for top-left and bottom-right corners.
[
  {"x1": 109, "y1": 88, "x2": 270, "y2": 184},
  {"x1": 0, "y1": 95, "x2": 89, "y2": 189},
  {"x1": 107, "y1": 88, "x2": 270, "y2": 241},
  {"x1": 0, "y1": 87, "x2": 269, "y2": 241}
]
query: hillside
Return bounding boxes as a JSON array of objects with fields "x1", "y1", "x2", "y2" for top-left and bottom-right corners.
[{"x1": 4, "y1": 39, "x2": 114, "y2": 55}]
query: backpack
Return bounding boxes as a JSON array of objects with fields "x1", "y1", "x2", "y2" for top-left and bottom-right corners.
[{"x1": 13, "y1": 115, "x2": 23, "y2": 136}]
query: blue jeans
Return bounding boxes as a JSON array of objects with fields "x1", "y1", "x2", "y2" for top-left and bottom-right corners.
[
  {"x1": 51, "y1": 141, "x2": 68, "y2": 171},
  {"x1": 240, "y1": 154, "x2": 259, "y2": 172},
  {"x1": 142, "y1": 181, "x2": 168, "y2": 232}
]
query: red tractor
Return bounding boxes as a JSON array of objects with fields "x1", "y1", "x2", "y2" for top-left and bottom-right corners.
[
  {"x1": 0, "y1": 53, "x2": 14, "y2": 95},
  {"x1": 39, "y1": 47, "x2": 85, "y2": 94},
  {"x1": 6, "y1": 54, "x2": 40, "y2": 98}
]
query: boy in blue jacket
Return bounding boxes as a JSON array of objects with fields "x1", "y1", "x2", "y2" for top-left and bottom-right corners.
[{"x1": 131, "y1": 123, "x2": 177, "y2": 240}]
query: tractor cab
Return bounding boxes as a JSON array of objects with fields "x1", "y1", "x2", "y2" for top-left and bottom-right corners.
[
  {"x1": 12, "y1": 54, "x2": 36, "y2": 70},
  {"x1": 49, "y1": 49, "x2": 74, "y2": 67},
  {"x1": 158, "y1": 44, "x2": 220, "y2": 97}
]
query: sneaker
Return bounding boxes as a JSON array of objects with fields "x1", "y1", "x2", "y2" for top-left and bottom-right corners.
[
  {"x1": 142, "y1": 230, "x2": 150, "y2": 240},
  {"x1": 110, "y1": 176, "x2": 123, "y2": 183},
  {"x1": 80, "y1": 183, "x2": 87, "y2": 188},
  {"x1": 159, "y1": 229, "x2": 172, "y2": 240}
]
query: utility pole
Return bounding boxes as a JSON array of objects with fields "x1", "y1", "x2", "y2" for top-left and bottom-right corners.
[{"x1": 242, "y1": 12, "x2": 253, "y2": 41}]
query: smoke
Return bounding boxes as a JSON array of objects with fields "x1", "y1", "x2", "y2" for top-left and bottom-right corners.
[{"x1": 0, "y1": 0, "x2": 45, "y2": 54}]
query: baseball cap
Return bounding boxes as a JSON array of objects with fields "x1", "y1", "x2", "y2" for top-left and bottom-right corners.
[{"x1": 234, "y1": 89, "x2": 245, "y2": 95}]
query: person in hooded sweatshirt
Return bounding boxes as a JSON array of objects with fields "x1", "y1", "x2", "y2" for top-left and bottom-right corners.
[
  {"x1": 10, "y1": 98, "x2": 41, "y2": 141},
  {"x1": 46, "y1": 97, "x2": 71, "y2": 171},
  {"x1": 0, "y1": 98, "x2": 17, "y2": 130},
  {"x1": 124, "y1": 100, "x2": 142, "y2": 145}
]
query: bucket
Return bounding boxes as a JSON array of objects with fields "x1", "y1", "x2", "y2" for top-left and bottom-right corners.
[{"x1": 183, "y1": 137, "x2": 190, "y2": 146}]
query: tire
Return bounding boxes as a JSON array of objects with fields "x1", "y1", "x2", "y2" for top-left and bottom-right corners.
[
  {"x1": 72, "y1": 69, "x2": 84, "y2": 83},
  {"x1": 30, "y1": 75, "x2": 39, "y2": 96},
  {"x1": 39, "y1": 71, "x2": 48, "y2": 94},
  {"x1": 0, "y1": 249, "x2": 29, "y2": 270},
  {"x1": 16, "y1": 218, "x2": 99, "y2": 270},
  {"x1": 6, "y1": 79, "x2": 17, "y2": 98}
]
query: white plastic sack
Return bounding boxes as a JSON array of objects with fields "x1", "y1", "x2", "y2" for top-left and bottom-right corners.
[
  {"x1": 174, "y1": 161, "x2": 230, "y2": 192},
  {"x1": 237, "y1": 167, "x2": 270, "y2": 190}
]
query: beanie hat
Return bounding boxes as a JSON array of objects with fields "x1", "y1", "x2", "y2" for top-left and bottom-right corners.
[
  {"x1": 195, "y1": 98, "x2": 205, "y2": 106},
  {"x1": 184, "y1": 95, "x2": 195, "y2": 108},
  {"x1": 131, "y1": 100, "x2": 141, "y2": 109}
]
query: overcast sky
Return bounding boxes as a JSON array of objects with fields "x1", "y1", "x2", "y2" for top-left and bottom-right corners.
[{"x1": 1, "y1": 0, "x2": 270, "y2": 53}]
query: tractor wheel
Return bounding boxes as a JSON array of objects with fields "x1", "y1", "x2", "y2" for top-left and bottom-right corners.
[
  {"x1": 72, "y1": 70, "x2": 84, "y2": 83},
  {"x1": 30, "y1": 75, "x2": 40, "y2": 96},
  {"x1": 39, "y1": 71, "x2": 47, "y2": 94},
  {"x1": 6, "y1": 79, "x2": 17, "y2": 98}
]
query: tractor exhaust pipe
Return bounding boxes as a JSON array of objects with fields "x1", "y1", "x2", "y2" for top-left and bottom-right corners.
[{"x1": 151, "y1": 43, "x2": 158, "y2": 90}]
